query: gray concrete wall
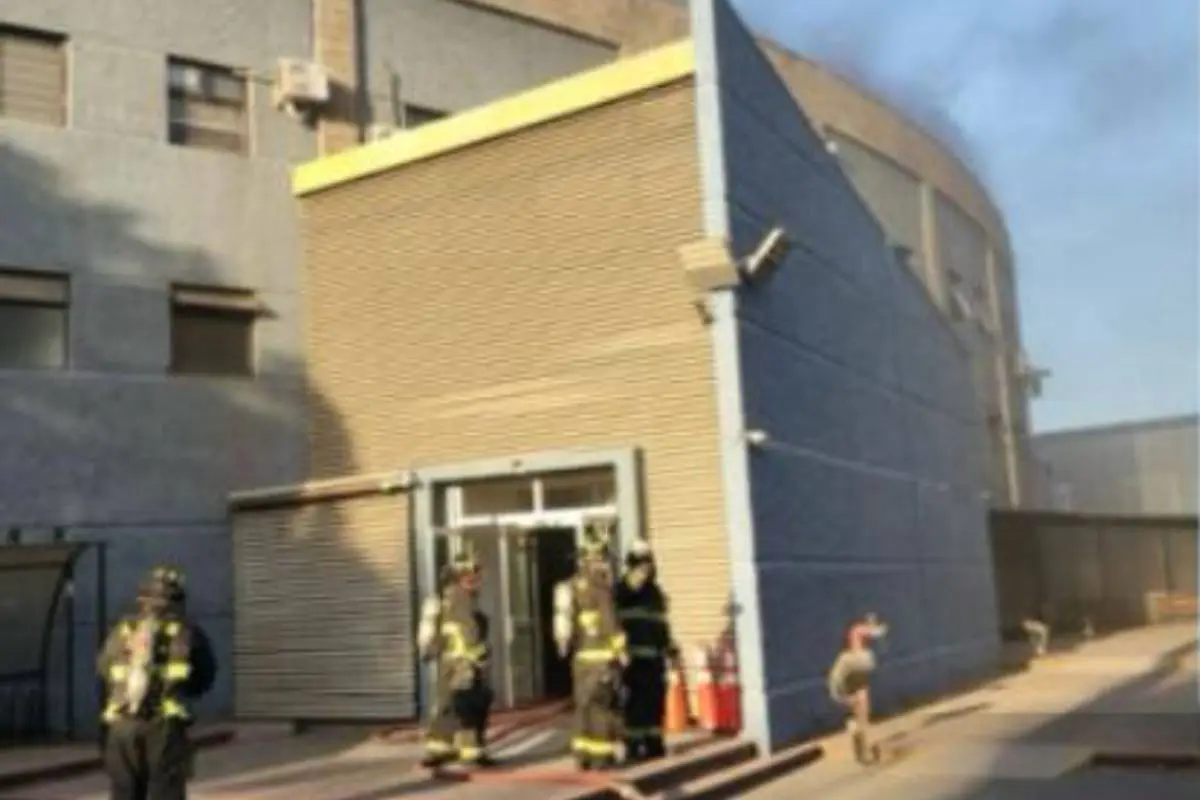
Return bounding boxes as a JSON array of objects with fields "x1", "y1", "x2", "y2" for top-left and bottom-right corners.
[
  {"x1": 360, "y1": 0, "x2": 615, "y2": 125},
  {"x1": 701, "y1": 0, "x2": 999, "y2": 749},
  {"x1": 989, "y1": 511, "x2": 1198, "y2": 633},
  {"x1": 0, "y1": 0, "x2": 317, "y2": 734},
  {"x1": 1035, "y1": 416, "x2": 1199, "y2": 515}
]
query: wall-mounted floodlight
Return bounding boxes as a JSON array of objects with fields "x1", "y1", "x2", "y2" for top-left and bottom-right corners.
[
  {"x1": 743, "y1": 428, "x2": 770, "y2": 448},
  {"x1": 741, "y1": 226, "x2": 789, "y2": 282}
]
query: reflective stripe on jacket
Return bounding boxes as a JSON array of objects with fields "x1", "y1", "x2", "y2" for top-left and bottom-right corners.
[{"x1": 98, "y1": 616, "x2": 193, "y2": 723}]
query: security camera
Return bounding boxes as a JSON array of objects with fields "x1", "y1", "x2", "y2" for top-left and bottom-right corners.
[{"x1": 742, "y1": 227, "x2": 789, "y2": 281}]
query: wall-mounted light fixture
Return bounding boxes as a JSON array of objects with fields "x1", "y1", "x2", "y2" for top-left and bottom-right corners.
[
  {"x1": 743, "y1": 428, "x2": 770, "y2": 448},
  {"x1": 740, "y1": 226, "x2": 790, "y2": 282}
]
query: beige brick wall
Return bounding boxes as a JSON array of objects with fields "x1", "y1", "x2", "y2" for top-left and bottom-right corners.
[
  {"x1": 298, "y1": 81, "x2": 733, "y2": 648},
  {"x1": 314, "y1": 0, "x2": 362, "y2": 154}
]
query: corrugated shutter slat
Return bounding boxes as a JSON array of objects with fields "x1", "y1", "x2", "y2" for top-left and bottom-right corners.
[{"x1": 232, "y1": 493, "x2": 415, "y2": 720}]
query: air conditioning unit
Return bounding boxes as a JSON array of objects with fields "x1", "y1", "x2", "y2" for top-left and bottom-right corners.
[
  {"x1": 275, "y1": 58, "x2": 330, "y2": 107},
  {"x1": 168, "y1": 63, "x2": 206, "y2": 95},
  {"x1": 367, "y1": 124, "x2": 397, "y2": 143}
]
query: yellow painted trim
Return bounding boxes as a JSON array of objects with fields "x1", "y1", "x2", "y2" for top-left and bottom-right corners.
[{"x1": 292, "y1": 39, "x2": 696, "y2": 197}]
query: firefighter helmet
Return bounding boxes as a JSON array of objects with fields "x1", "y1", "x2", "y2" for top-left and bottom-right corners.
[
  {"x1": 139, "y1": 565, "x2": 186, "y2": 603},
  {"x1": 625, "y1": 538, "x2": 654, "y2": 569},
  {"x1": 451, "y1": 549, "x2": 480, "y2": 575},
  {"x1": 579, "y1": 518, "x2": 613, "y2": 562}
]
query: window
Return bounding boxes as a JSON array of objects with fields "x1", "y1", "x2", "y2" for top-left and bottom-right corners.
[
  {"x1": 167, "y1": 58, "x2": 248, "y2": 154},
  {"x1": 541, "y1": 468, "x2": 616, "y2": 510},
  {"x1": 459, "y1": 477, "x2": 535, "y2": 517},
  {"x1": 170, "y1": 285, "x2": 259, "y2": 376},
  {"x1": 0, "y1": 269, "x2": 69, "y2": 370},
  {"x1": 402, "y1": 104, "x2": 447, "y2": 129},
  {"x1": 1053, "y1": 483, "x2": 1073, "y2": 511},
  {"x1": 0, "y1": 25, "x2": 67, "y2": 126}
]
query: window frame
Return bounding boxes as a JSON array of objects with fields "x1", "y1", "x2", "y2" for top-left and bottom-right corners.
[
  {"x1": 0, "y1": 23, "x2": 69, "y2": 128},
  {"x1": 165, "y1": 56, "x2": 249, "y2": 155},
  {"x1": 0, "y1": 267, "x2": 71, "y2": 371},
  {"x1": 168, "y1": 284, "x2": 261, "y2": 378}
]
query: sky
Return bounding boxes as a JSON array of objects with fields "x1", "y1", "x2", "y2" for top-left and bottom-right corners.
[{"x1": 725, "y1": 0, "x2": 1199, "y2": 433}]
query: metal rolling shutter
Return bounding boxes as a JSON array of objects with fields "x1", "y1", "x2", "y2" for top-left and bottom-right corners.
[{"x1": 233, "y1": 493, "x2": 416, "y2": 719}]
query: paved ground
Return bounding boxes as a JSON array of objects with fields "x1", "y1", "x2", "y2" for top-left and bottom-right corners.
[
  {"x1": 4, "y1": 623, "x2": 1195, "y2": 799},
  {"x1": 744, "y1": 621, "x2": 1199, "y2": 799}
]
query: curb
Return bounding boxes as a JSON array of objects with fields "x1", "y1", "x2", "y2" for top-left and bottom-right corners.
[
  {"x1": 556, "y1": 737, "x2": 758, "y2": 800},
  {"x1": 0, "y1": 727, "x2": 235, "y2": 792},
  {"x1": 1090, "y1": 750, "x2": 1200, "y2": 769},
  {"x1": 651, "y1": 742, "x2": 824, "y2": 800}
]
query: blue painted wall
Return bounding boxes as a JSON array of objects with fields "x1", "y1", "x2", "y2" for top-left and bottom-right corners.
[{"x1": 702, "y1": 0, "x2": 1001, "y2": 748}]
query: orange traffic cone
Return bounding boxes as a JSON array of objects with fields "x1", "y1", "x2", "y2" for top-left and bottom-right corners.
[
  {"x1": 693, "y1": 646, "x2": 719, "y2": 732},
  {"x1": 715, "y1": 646, "x2": 742, "y2": 734},
  {"x1": 663, "y1": 665, "x2": 689, "y2": 735}
]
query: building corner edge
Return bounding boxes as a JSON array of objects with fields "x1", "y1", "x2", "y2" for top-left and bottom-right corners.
[{"x1": 689, "y1": 0, "x2": 772, "y2": 754}]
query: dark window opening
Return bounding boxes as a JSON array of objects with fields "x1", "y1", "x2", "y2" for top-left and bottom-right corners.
[
  {"x1": 170, "y1": 286, "x2": 258, "y2": 377},
  {"x1": 0, "y1": 269, "x2": 69, "y2": 370}
]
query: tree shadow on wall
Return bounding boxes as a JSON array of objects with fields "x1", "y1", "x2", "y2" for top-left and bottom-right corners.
[{"x1": 0, "y1": 139, "x2": 413, "y2": 782}]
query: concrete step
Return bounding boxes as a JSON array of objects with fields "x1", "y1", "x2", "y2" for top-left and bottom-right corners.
[
  {"x1": 552, "y1": 736, "x2": 759, "y2": 800},
  {"x1": 647, "y1": 740, "x2": 823, "y2": 800}
]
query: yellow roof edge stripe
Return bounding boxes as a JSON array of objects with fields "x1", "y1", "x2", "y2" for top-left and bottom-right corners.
[{"x1": 291, "y1": 38, "x2": 697, "y2": 197}]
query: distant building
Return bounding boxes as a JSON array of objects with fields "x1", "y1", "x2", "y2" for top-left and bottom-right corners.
[{"x1": 1034, "y1": 414, "x2": 1199, "y2": 515}]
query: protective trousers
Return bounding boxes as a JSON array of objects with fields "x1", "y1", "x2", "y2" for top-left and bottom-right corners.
[
  {"x1": 473, "y1": 683, "x2": 494, "y2": 748},
  {"x1": 572, "y1": 660, "x2": 621, "y2": 766},
  {"x1": 622, "y1": 658, "x2": 666, "y2": 760},
  {"x1": 425, "y1": 666, "x2": 486, "y2": 763},
  {"x1": 103, "y1": 717, "x2": 190, "y2": 800}
]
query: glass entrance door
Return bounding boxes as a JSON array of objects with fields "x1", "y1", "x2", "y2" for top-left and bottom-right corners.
[
  {"x1": 504, "y1": 529, "x2": 541, "y2": 707},
  {"x1": 443, "y1": 525, "x2": 545, "y2": 709}
]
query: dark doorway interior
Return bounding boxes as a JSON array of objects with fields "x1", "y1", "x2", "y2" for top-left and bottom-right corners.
[{"x1": 534, "y1": 527, "x2": 577, "y2": 700}]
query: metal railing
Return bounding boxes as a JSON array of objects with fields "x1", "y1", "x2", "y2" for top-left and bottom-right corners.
[{"x1": 0, "y1": 534, "x2": 107, "y2": 742}]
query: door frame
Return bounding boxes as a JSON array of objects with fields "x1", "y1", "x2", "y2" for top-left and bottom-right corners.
[{"x1": 411, "y1": 446, "x2": 644, "y2": 716}]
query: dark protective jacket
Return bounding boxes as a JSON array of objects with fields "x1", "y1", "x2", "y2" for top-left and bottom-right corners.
[
  {"x1": 614, "y1": 574, "x2": 676, "y2": 662},
  {"x1": 97, "y1": 612, "x2": 198, "y2": 724}
]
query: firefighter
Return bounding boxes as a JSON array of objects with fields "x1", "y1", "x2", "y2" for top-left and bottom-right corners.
[
  {"x1": 827, "y1": 612, "x2": 888, "y2": 765},
  {"x1": 614, "y1": 539, "x2": 678, "y2": 762},
  {"x1": 418, "y1": 550, "x2": 494, "y2": 769},
  {"x1": 553, "y1": 520, "x2": 627, "y2": 771},
  {"x1": 97, "y1": 566, "x2": 216, "y2": 800}
]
